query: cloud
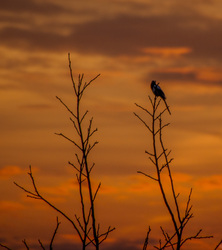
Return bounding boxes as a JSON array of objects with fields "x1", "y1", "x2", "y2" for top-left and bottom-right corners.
[
  {"x1": 149, "y1": 70, "x2": 197, "y2": 83},
  {"x1": 1, "y1": 5, "x2": 222, "y2": 63},
  {"x1": 149, "y1": 67, "x2": 222, "y2": 85},
  {"x1": 1, "y1": 0, "x2": 66, "y2": 15},
  {"x1": 0, "y1": 200, "x2": 24, "y2": 212},
  {"x1": 194, "y1": 175, "x2": 222, "y2": 191},
  {"x1": 19, "y1": 104, "x2": 53, "y2": 110},
  {"x1": 142, "y1": 47, "x2": 192, "y2": 57},
  {"x1": 39, "y1": 178, "x2": 79, "y2": 197},
  {"x1": 0, "y1": 165, "x2": 24, "y2": 179},
  {"x1": 59, "y1": 13, "x2": 222, "y2": 61}
]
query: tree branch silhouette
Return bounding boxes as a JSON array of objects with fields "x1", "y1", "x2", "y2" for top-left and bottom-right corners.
[
  {"x1": 134, "y1": 94, "x2": 213, "y2": 249},
  {"x1": 12, "y1": 53, "x2": 114, "y2": 249}
]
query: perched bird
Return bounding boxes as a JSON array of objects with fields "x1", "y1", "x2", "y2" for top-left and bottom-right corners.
[{"x1": 150, "y1": 80, "x2": 171, "y2": 115}]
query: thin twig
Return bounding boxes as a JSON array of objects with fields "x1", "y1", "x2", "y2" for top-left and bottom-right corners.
[
  {"x1": 180, "y1": 229, "x2": 213, "y2": 247},
  {"x1": 143, "y1": 226, "x2": 151, "y2": 250},
  {"x1": 0, "y1": 244, "x2": 12, "y2": 250},
  {"x1": 215, "y1": 239, "x2": 222, "y2": 250},
  {"x1": 135, "y1": 103, "x2": 152, "y2": 117},
  {"x1": 55, "y1": 132, "x2": 82, "y2": 151},
  {"x1": 22, "y1": 240, "x2": 29, "y2": 250},
  {"x1": 15, "y1": 166, "x2": 84, "y2": 242},
  {"x1": 38, "y1": 239, "x2": 45, "y2": 250},
  {"x1": 49, "y1": 217, "x2": 61, "y2": 250},
  {"x1": 133, "y1": 112, "x2": 152, "y2": 133},
  {"x1": 137, "y1": 171, "x2": 158, "y2": 181}
]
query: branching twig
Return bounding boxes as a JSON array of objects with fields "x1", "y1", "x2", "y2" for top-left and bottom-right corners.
[
  {"x1": 13, "y1": 54, "x2": 115, "y2": 250},
  {"x1": 135, "y1": 89, "x2": 214, "y2": 249},
  {"x1": 14, "y1": 166, "x2": 83, "y2": 242}
]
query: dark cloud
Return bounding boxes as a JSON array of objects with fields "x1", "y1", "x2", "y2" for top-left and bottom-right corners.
[
  {"x1": 1, "y1": 0, "x2": 65, "y2": 15},
  {"x1": 68, "y1": 13, "x2": 222, "y2": 60},
  {"x1": 148, "y1": 70, "x2": 222, "y2": 86},
  {"x1": 149, "y1": 71, "x2": 197, "y2": 83},
  {"x1": 0, "y1": 26, "x2": 65, "y2": 51},
  {"x1": 1, "y1": 11, "x2": 222, "y2": 63}
]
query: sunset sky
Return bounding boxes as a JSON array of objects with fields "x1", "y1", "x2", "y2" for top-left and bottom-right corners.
[{"x1": 0, "y1": 0, "x2": 222, "y2": 249}]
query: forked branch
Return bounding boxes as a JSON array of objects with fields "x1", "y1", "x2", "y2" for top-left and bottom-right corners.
[
  {"x1": 12, "y1": 54, "x2": 114, "y2": 249},
  {"x1": 135, "y1": 93, "x2": 213, "y2": 249}
]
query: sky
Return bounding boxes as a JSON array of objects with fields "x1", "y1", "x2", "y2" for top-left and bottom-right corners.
[{"x1": 0, "y1": 0, "x2": 222, "y2": 249}]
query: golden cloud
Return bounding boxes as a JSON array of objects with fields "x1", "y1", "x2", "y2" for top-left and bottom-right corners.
[
  {"x1": 197, "y1": 67, "x2": 222, "y2": 82},
  {"x1": 194, "y1": 175, "x2": 222, "y2": 191},
  {"x1": 0, "y1": 165, "x2": 24, "y2": 179},
  {"x1": 142, "y1": 47, "x2": 192, "y2": 57},
  {"x1": 0, "y1": 200, "x2": 24, "y2": 212},
  {"x1": 61, "y1": 233, "x2": 80, "y2": 242}
]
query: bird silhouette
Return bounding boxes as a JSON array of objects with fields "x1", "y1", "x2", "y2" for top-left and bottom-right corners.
[{"x1": 150, "y1": 80, "x2": 171, "y2": 115}]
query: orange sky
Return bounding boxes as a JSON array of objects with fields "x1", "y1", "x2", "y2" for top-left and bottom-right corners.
[{"x1": 0, "y1": 0, "x2": 222, "y2": 249}]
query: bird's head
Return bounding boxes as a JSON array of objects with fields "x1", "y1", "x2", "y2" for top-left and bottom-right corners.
[{"x1": 151, "y1": 80, "x2": 156, "y2": 89}]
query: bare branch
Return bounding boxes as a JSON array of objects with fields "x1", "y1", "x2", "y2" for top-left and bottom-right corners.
[
  {"x1": 38, "y1": 239, "x2": 45, "y2": 250},
  {"x1": 56, "y1": 96, "x2": 77, "y2": 119},
  {"x1": 49, "y1": 217, "x2": 61, "y2": 250},
  {"x1": 181, "y1": 229, "x2": 213, "y2": 247},
  {"x1": 145, "y1": 150, "x2": 154, "y2": 157},
  {"x1": 13, "y1": 54, "x2": 113, "y2": 250},
  {"x1": 68, "y1": 161, "x2": 87, "y2": 177},
  {"x1": 80, "y1": 110, "x2": 89, "y2": 124},
  {"x1": 148, "y1": 95, "x2": 153, "y2": 106},
  {"x1": 155, "y1": 98, "x2": 161, "y2": 111},
  {"x1": 159, "y1": 158, "x2": 174, "y2": 172},
  {"x1": 98, "y1": 226, "x2": 116, "y2": 244},
  {"x1": 157, "y1": 149, "x2": 167, "y2": 160},
  {"x1": 15, "y1": 166, "x2": 83, "y2": 242},
  {"x1": 143, "y1": 226, "x2": 151, "y2": 250},
  {"x1": 81, "y1": 74, "x2": 100, "y2": 94},
  {"x1": 155, "y1": 107, "x2": 169, "y2": 121},
  {"x1": 68, "y1": 53, "x2": 77, "y2": 95},
  {"x1": 185, "y1": 188, "x2": 193, "y2": 216},
  {"x1": 134, "y1": 112, "x2": 152, "y2": 133},
  {"x1": 137, "y1": 171, "x2": 158, "y2": 181},
  {"x1": 155, "y1": 122, "x2": 170, "y2": 136},
  {"x1": 215, "y1": 239, "x2": 222, "y2": 250},
  {"x1": 160, "y1": 226, "x2": 175, "y2": 250},
  {"x1": 70, "y1": 117, "x2": 80, "y2": 135},
  {"x1": 14, "y1": 181, "x2": 38, "y2": 198},
  {"x1": 0, "y1": 244, "x2": 12, "y2": 250},
  {"x1": 93, "y1": 182, "x2": 101, "y2": 201},
  {"x1": 89, "y1": 163, "x2": 95, "y2": 173},
  {"x1": 135, "y1": 93, "x2": 215, "y2": 250},
  {"x1": 22, "y1": 240, "x2": 29, "y2": 250},
  {"x1": 55, "y1": 132, "x2": 82, "y2": 151},
  {"x1": 86, "y1": 141, "x2": 99, "y2": 156},
  {"x1": 134, "y1": 103, "x2": 152, "y2": 117}
]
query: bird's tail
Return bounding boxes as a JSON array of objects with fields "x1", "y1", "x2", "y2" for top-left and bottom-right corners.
[{"x1": 163, "y1": 99, "x2": 171, "y2": 115}]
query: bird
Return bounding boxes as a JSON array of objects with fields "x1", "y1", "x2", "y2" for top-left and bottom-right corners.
[{"x1": 150, "y1": 80, "x2": 171, "y2": 115}]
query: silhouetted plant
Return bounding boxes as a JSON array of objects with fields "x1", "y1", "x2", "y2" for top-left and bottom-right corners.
[
  {"x1": 12, "y1": 53, "x2": 115, "y2": 249},
  {"x1": 134, "y1": 88, "x2": 215, "y2": 249},
  {"x1": 1, "y1": 56, "x2": 221, "y2": 250},
  {"x1": 0, "y1": 216, "x2": 60, "y2": 250}
]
